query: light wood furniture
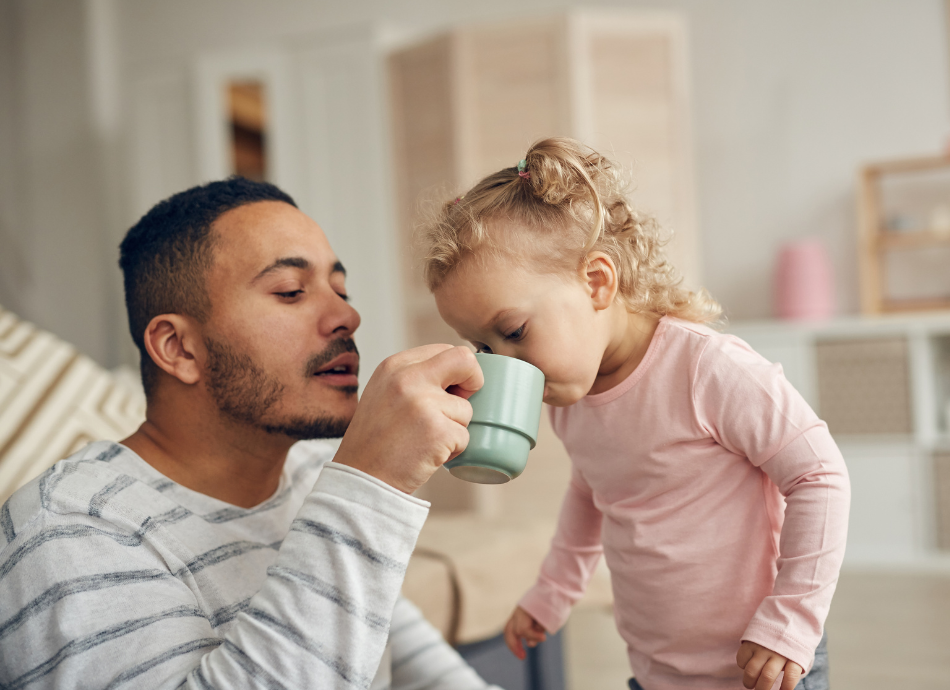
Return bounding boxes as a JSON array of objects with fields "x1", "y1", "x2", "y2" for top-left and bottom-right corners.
[
  {"x1": 389, "y1": 9, "x2": 700, "y2": 351},
  {"x1": 857, "y1": 155, "x2": 950, "y2": 314},
  {"x1": 388, "y1": 10, "x2": 700, "y2": 513}
]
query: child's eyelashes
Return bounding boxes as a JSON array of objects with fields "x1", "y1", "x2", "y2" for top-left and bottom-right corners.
[
  {"x1": 505, "y1": 325, "x2": 526, "y2": 341},
  {"x1": 471, "y1": 325, "x2": 525, "y2": 355}
]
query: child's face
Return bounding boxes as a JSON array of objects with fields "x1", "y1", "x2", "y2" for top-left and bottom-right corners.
[{"x1": 434, "y1": 253, "x2": 610, "y2": 406}]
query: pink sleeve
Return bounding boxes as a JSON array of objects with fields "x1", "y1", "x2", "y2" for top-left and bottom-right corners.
[
  {"x1": 518, "y1": 466, "x2": 604, "y2": 633},
  {"x1": 692, "y1": 336, "x2": 850, "y2": 673}
]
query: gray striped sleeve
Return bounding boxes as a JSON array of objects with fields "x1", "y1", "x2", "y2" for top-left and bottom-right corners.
[
  {"x1": 1, "y1": 501, "x2": 15, "y2": 545},
  {"x1": 0, "y1": 462, "x2": 438, "y2": 690}
]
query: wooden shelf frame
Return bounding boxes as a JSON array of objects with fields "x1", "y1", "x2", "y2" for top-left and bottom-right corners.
[{"x1": 858, "y1": 155, "x2": 950, "y2": 315}]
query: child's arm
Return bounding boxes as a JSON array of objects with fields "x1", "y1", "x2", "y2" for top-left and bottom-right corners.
[
  {"x1": 692, "y1": 336, "x2": 850, "y2": 678},
  {"x1": 508, "y1": 467, "x2": 604, "y2": 653}
]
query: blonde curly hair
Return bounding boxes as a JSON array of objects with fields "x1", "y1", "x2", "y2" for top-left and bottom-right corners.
[{"x1": 421, "y1": 137, "x2": 722, "y2": 325}]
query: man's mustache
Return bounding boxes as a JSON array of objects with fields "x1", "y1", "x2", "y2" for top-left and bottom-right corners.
[{"x1": 305, "y1": 338, "x2": 360, "y2": 377}]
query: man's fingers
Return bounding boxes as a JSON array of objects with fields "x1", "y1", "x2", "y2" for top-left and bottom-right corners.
[
  {"x1": 441, "y1": 394, "x2": 474, "y2": 428},
  {"x1": 780, "y1": 662, "x2": 803, "y2": 690},
  {"x1": 755, "y1": 656, "x2": 786, "y2": 690},
  {"x1": 445, "y1": 426, "x2": 470, "y2": 463},
  {"x1": 427, "y1": 346, "x2": 483, "y2": 396},
  {"x1": 387, "y1": 343, "x2": 456, "y2": 368}
]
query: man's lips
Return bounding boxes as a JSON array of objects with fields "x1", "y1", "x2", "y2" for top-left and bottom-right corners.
[{"x1": 313, "y1": 352, "x2": 359, "y2": 385}]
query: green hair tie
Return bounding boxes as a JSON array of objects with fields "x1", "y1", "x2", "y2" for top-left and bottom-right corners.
[{"x1": 517, "y1": 159, "x2": 529, "y2": 178}]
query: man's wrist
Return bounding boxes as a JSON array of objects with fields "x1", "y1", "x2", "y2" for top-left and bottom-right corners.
[{"x1": 322, "y1": 462, "x2": 429, "y2": 507}]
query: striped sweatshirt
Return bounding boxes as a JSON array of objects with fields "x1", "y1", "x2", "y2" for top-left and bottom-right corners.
[{"x1": 0, "y1": 440, "x2": 497, "y2": 689}]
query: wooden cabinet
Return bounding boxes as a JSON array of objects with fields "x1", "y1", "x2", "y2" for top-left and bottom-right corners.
[{"x1": 389, "y1": 10, "x2": 701, "y2": 350}]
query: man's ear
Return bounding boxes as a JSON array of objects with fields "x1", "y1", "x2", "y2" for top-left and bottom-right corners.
[
  {"x1": 142, "y1": 314, "x2": 203, "y2": 385},
  {"x1": 583, "y1": 251, "x2": 620, "y2": 311}
]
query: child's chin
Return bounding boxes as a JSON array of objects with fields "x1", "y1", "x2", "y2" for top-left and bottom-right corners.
[{"x1": 543, "y1": 390, "x2": 581, "y2": 407}]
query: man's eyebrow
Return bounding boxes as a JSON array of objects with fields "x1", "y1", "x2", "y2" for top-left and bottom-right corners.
[
  {"x1": 332, "y1": 261, "x2": 346, "y2": 276},
  {"x1": 251, "y1": 257, "x2": 312, "y2": 284}
]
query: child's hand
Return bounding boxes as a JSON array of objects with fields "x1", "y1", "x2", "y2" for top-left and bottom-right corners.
[
  {"x1": 736, "y1": 641, "x2": 803, "y2": 690},
  {"x1": 503, "y1": 606, "x2": 548, "y2": 660}
]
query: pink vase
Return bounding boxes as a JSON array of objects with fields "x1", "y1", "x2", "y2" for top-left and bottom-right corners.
[{"x1": 774, "y1": 239, "x2": 835, "y2": 320}]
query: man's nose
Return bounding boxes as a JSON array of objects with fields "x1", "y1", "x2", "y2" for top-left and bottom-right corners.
[{"x1": 323, "y1": 291, "x2": 360, "y2": 336}]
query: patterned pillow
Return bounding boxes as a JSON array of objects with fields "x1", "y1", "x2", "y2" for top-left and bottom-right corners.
[{"x1": 0, "y1": 305, "x2": 146, "y2": 504}]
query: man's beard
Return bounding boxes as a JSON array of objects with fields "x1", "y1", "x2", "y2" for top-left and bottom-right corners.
[{"x1": 203, "y1": 336, "x2": 358, "y2": 440}]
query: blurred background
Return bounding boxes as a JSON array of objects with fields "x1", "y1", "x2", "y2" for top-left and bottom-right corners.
[{"x1": 2, "y1": 1, "x2": 950, "y2": 689}]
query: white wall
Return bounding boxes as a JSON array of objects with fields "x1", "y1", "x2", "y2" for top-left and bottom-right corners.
[
  {"x1": 115, "y1": 0, "x2": 950, "y2": 320},
  {"x1": 684, "y1": 0, "x2": 950, "y2": 319},
  {"x1": 0, "y1": 0, "x2": 118, "y2": 364},
  {"x1": 1, "y1": 0, "x2": 948, "y2": 366},
  {"x1": 0, "y1": 0, "x2": 26, "y2": 315}
]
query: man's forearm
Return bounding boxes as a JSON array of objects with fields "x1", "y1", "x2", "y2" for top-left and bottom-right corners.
[
  {"x1": 196, "y1": 463, "x2": 429, "y2": 687},
  {"x1": 0, "y1": 462, "x2": 429, "y2": 689}
]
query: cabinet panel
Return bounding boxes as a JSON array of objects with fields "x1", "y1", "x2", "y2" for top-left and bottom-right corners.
[
  {"x1": 461, "y1": 19, "x2": 570, "y2": 182},
  {"x1": 389, "y1": 36, "x2": 456, "y2": 321},
  {"x1": 935, "y1": 452, "x2": 950, "y2": 551},
  {"x1": 582, "y1": 17, "x2": 699, "y2": 285},
  {"x1": 816, "y1": 337, "x2": 913, "y2": 435},
  {"x1": 841, "y1": 443, "x2": 920, "y2": 562}
]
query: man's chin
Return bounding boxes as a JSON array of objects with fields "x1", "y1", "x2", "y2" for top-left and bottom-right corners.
[{"x1": 262, "y1": 415, "x2": 351, "y2": 441}]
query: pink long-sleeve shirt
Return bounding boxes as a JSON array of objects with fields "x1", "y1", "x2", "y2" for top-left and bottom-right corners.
[{"x1": 519, "y1": 317, "x2": 850, "y2": 690}]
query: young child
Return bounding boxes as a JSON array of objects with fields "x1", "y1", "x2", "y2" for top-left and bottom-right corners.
[{"x1": 421, "y1": 138, "x2": 849, "y2": 690}]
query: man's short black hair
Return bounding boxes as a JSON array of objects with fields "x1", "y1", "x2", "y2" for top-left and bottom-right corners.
[{"x1": 119, "y1": 176, "x2": 297, "y2": 395}]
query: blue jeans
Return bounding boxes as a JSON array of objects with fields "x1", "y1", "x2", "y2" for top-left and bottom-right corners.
[{"x1": 627, "y1": 631, "x2": 830, "y2": 690}]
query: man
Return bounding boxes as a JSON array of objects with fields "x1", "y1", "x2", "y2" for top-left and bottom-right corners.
[{"x1": 0, "y1": 178, "x2": 498, "y2": 688}]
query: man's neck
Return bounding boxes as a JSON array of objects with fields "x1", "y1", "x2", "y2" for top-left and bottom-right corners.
[{"x1": 122, "y1": 403, "x2": 293, "y2": 509}]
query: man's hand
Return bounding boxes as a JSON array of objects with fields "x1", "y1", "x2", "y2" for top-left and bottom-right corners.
[
  {"x1": 333, "y1": 344, "x2": 483, "y2": 494},
  {"x1": 737, "y1": 641, "x2": 803, "y2": 690},
  {"x1": 503, "y1": 606, "x2": 547, "y2": 660}
]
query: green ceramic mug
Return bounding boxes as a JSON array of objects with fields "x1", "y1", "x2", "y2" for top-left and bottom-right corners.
[{"x1": 444, "y1": 353, "x2": 545, "y2": 484}]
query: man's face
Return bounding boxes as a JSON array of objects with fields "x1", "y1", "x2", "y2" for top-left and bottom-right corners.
[{"x1": 200, "y1": 200, "x2": 361, "y2": 439}]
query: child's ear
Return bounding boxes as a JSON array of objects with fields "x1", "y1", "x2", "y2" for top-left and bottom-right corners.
[{"x1": 583, "y1": 252, "x2": 619, "y2": 311}]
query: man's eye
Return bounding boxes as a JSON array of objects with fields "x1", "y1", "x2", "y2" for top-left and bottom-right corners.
[
  {"x1": 505, "y1": 325, "x2": 525, "y2": 341},
  {"x1": 475, "y1": 344, "x2": 492, "y2": 354},
  {"x1": 276, "y1": 290, "x2": 303, "y2": 299},
  {"x1": 336, "y1": 292, "x2": 350, "y2": 302}
]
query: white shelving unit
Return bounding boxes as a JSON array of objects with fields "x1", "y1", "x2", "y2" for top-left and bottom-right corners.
[{"x1": 729, "y1": 312, "x2": 950, "y2": 569}]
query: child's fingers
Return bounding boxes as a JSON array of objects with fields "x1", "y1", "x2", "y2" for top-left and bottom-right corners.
[
  {"x1": 522, "y1": 624, "x2": 546, "y2": 641},
  {"x1": 779, "y1": 661, "x2": 803, "y2": 690},
  {"x1": 736, "y1": 642, "x2": 755, "y2": 669},
  {"x1": 503, "y1": 620, "x2": 526, "y2": 660},
  {"x1": 754, "y1": 655, "x2": 786, "y2": 690},
  {"x1": 524, "y1": 629, "x2": 547, "y2": 648},
  {"x1": 741, "y1": 649, "x2": 770, "y2": 689}
]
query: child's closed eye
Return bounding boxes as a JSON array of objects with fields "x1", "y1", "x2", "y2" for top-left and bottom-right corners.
[{"x1": 505, "y1": 325, "x2": 526, "y2": 341}]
